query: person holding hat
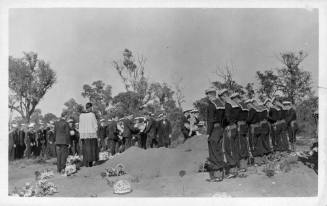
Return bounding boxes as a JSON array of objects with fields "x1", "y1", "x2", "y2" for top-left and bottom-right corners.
[
  {"x1": 157, "y1": 113, "x2": 172, "y2": 148},
  {"x1": 79, "y1": 102, "x2": 99, "y2": 167},
  {"x1": 144, "y1": 112, "x2": 158, "y2": 149},
  {"x1": 205, "y1": 88, "x2": 226, "y2": 182},
  {"x1": 283, "y1": 101, "x2": 298, "y2": 152},
  {"x1": 230, "y1": 93, "x2": 251, "y2": 173},
  {"x1": 218, "y1": 89, "x2": 241, "y2": 178}
]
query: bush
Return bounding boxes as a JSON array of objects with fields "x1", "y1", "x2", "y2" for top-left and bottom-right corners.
[{"x1": 296, "y1": 96, "x2": 318, "y2": 138}]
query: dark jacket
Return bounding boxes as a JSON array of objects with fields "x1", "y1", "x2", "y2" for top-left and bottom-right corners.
[
  {"x1": 97, "y1": 125, "x2": 107, "y2": 140},
  {"x1": 157, "y1": 119, "x2": 172, "y2": 145},
  {"x1": 285, "y1": 108, "x2": 297, "y2": 126},
  {"x1": 18, "y1": 129, "x2": 26, "y2": 146},
  {"x1": 122, "y1": 118, "x2": 138, "y2": 139},
  {"x1": 144, "y1": 117, "x2": 157, "y2": 137},
  {"x1": 54, "y1": 119, "x2": 70, "y2": 145},
  {"x1": 106, "y1": 120, "x2": 118, "y2": 140},
  {"x1": 206, "y1": 98, "x2": 225, "y2": 135}
]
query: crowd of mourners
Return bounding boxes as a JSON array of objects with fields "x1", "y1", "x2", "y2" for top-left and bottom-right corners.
[
  {"x1": 8, "y1": 102, "x2": 175, "y2": 173},
  {"x1": 203, "y1": 87, "x2": 299, "y2": 182},
  {"x1": 8, "y1": 88, "x2": 316, "y2": 180}
]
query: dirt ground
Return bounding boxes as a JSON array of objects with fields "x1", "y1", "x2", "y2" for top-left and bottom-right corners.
[{"x1": 8, "y1": 135, "x2": 318, "y2": 197}]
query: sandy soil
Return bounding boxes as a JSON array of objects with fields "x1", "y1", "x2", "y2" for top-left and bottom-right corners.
[{"x1": 8, "y1": 135, "x2": 317, "y2": 197}]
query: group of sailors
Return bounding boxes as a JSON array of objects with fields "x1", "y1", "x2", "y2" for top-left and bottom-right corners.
[{"x1": 204, "y1": 87, "x2": 298, "y2": 182}]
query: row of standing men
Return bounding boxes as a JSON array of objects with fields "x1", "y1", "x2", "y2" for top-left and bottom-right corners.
[
  {"x1": 204, "y1": 88, "x2": 297, "y2": 182},
  {"x1": 8, "y1": 110, "x2": 173, "y2": 162}
]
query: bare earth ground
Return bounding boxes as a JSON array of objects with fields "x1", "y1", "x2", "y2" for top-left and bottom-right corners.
[{"x1": 8, "y1": 135, "x2": 317, "y2": 197}]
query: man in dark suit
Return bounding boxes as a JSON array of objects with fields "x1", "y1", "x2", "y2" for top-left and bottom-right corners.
[
  {"x1": 9, "y1": 124, "x2": 18, "y2": 161},
  {"x1": 54, "y1": 113, "x2": 71, "y2": 173},
  {"x1": 122, "y1": 115, "x2": 138, "y2": 150},
  {"x1": 98, "y1": 119, "x2": 107, "y2": 152},
  {"x1": 106, "y1": 116, "x2": 119, "y2": 155},
  {"x1": 283, "y1": 101, "x2": 298, "y2": 152},
  {"x1": 157, "y1": 113, "x2": 172, "y2": 148},
  {"x1": 144, "y1": 112, "x2": 158, "y2": 149}
]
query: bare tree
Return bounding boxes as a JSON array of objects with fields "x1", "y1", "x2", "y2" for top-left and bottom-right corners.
[{"x1": 172, "y1": 76, "x2": 185, "y2": 109}]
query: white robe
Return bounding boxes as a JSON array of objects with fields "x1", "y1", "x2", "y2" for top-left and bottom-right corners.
[{"x1": 79, "y1": 112, "x2": 98, "y2": 139}]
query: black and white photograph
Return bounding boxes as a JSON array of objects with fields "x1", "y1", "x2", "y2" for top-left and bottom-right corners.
[{"x1": 1, "y1": 0, "x2": 326, "y2": 205}]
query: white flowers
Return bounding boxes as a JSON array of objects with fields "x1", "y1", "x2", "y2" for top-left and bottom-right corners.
[{"x1": 113, "y1": 180, "x2": 132, "y2": 195}]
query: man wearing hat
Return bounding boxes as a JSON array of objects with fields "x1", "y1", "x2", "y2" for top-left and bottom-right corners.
[
  {"x1": 283, "y1": 101, "x2": 297, "y2": 152},
  {"x1": 205, "y1": 87, "x2": 226, "y2": 182},
  {"x1": 97, "y1": 118, "x2": 108, "y2": 152},
  {"x1": 272, "y1": 98, "x2": 289, "y2": 152},
  {"x1": 157, "y1": 113, "x2": 172, "y2": 148},
  {"x1": 230, "y1": 93, "x2": 250, "y2": 173},
  {"x1": 218, "y1": 89, "x2": 241, "y2": 178},
  {"x1": 144, "y1": 112, "x2": 158, "y2": 149},
  {"x1": 54, "y1": 112, "x2": 71, "y2": 173}
]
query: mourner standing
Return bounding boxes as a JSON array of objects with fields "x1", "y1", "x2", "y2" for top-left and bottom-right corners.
[
  {"x1": 218, "y1": 89, "x2": 240, "y2": 178},
  {"x1": 16, "y1": 124, "x2": 26, "y2": 159},
  {"x1": 54, "y1": 112, "x2": 71, "y2": 173},
  {"x1": 98, "y1": 119, "x2": 107, "y2": 152},
  {"x1": 144, "y1": 112, "x2": 158, "y2": 149},
  {"x1": 9, "y1": 124, "x2": 18, "y2": 161},
  {"x1": 106, "y1": 116, "x2": 119, "y2": 155},
  {"x1": 272, "y1": 98, "x2": 289, "y2": 152},
  {"x1": 26, "y1": 123, "x2": 36, "y2": 159},
  {"x1": 283, "y1": 101, "x2": 298, "y2": 152},
  {"x1": 157, "y1": 113, "x2": 172, "y2": 148},
  {"x1": 68, "y1": 119, "x2": 79, "y2": 155},
  {"x1": 46, "y1": 121, "x2": 56, "y2": 158},
  {"x1": 230, "y1": 93, "x2": 250, "y2": 174},
  {"x1": 245, "y1": 99, "x2": 264, "y2": 165},
  {"x1": 122, "y1": 114, "x2": 138, "y2": 150},
  {"x1": 79, "y1": 102, "x2": 99, "y2": 167},
  {"x1": 264, "y1": 98, "x2": 280, "y2": 152},
  {"x1": 205, "y1": 88, "x2": 226, "y2": 182}
]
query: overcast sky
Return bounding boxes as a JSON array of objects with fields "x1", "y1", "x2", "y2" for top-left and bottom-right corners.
[{"x1": 9, "y1": 8, "x2": 318, "y2": 116}]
